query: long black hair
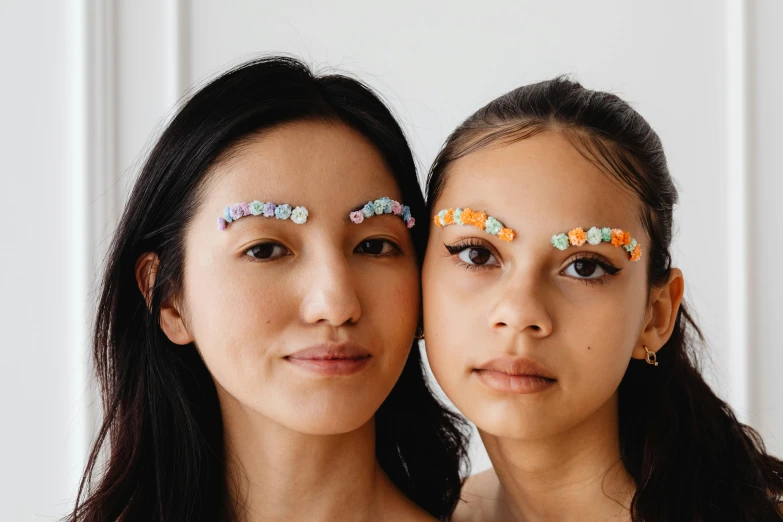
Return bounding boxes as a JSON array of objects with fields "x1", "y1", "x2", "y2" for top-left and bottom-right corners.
[
  {"x1": 426, "y1": 76, "x2": 783, "y2": 521},
  {"x1": 69, "y1": 56, "x2": 469, "y2": 522}
]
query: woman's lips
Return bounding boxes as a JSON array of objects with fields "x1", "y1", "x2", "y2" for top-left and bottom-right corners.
[
  {"x1": 285, "y1": 343, "x2": 371, "y2": 376},
  {"x1": 473, "y1": 356, "x2": 556, "y2": 394}
]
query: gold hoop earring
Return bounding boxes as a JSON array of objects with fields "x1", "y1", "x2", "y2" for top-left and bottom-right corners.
[{"x1": 643, "y1": 345, "x2": 659, "y2": 366}]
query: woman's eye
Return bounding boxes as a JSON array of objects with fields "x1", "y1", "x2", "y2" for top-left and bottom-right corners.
[
  {"x1": 355, "y1": 239, "x2": 398, "y2": 256},
  {"x1": 245, "y1": 243, "x2": 290, "y2": 260},
  {"x1": 457, "y1": 246, "x2": 499, "y2": 267},
  {"x1": 564, "y1": 259, "x2": 606, "y2": 279}
]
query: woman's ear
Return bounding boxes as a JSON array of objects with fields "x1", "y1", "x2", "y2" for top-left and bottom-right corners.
[
  {"x1": 134, "y1": 253, "x2": 194, "y2": 346},
  {"x1": 632, "y1": 268, "x2": 685, "y2": 360}
]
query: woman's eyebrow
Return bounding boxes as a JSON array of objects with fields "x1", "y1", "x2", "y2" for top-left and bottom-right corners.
[
  {"x1": 217, "y1": 200, "x2": 308, "y2": 231},
  {"x1": 346, "y1": 197, "x2": 415, "y2": 229}
]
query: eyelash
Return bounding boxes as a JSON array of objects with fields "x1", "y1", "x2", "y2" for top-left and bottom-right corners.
[
  {"x1": 444, "y1": 240, "x2": 498, "y2": 272},
  {"x1": 355, "y1": 238, "x2": 403, "y2": 257},
  {"x1": 443, "y1": 242, "x2": 622, "y2": 283},
  {"x1": 244, "y1": 241, "x2": 291, "y2": 262},
  {"x1": 562, "y1": 253, "x2": 621, "y2": 286},
  {"x1": 243, "y1": 238, "x2": 402, "y2": 262}
]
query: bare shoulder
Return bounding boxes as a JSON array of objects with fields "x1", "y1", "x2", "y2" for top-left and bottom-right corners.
[{"x1": 451, "y1": 469, "x2": 503, "y2": 522}]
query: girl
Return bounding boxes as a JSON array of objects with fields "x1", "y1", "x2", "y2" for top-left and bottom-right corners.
[
  {"x1": 69, "y1": 57, "x2": 468, "y2": 522},
  {"x1": 422, "y1": 77, "x2": 783, "y2": 521}
]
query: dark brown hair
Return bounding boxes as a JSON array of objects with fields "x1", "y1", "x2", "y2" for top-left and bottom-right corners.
[
  {"x1": 427, "y1": 76, "x2": 783, "y2": 521},
  {"x1": 68, "y1": 56, "x2": 469, "y2": 522}
]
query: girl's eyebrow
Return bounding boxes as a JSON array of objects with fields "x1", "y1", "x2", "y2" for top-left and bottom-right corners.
[
  {"x1": 433, "y1": 206, "x2": 516, "y2": 243},
  {"x1": 550, "y1": 226, "x2": 642, "y2": 262}
]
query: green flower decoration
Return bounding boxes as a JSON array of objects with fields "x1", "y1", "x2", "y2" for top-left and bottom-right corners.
[
  {"x1": 601, "y1": 227, "x2": 612, "y2": 242},
  {"x1": 248, "y1": 200, "x2": 264, "y2": 216},
  {"x1": 587, "y1": 227, "x2": 603, "y2": 245},
  {"x1": 551, "y1": 233, "x2": 569, "y2": 250},
  {"x1": 485, "y1": 217, "x2": 502, "y2": 235}
]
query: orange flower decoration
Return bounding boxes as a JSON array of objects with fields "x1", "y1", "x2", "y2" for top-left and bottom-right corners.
[
  {"x1": 630, "y1": 244, "x2": 642, "y2": 262},
  {"x1": 443, "y1": 209, "x2": 455, "y2": 225},
  {"x1": 498, "y1": 228, "x2": 515, "y2": 242},
  {"x1": 568, "y1": 227, "x2": 587, "y2": 246},
  {"x1": 611, "y1": 228, "x2": 630, "y2": 247},
  {"x1": 433, "y1": 214, "x2": 442, "y2": 227},
  {"x1": 460, "y1": 208, "x2": 475, "y2": 226},
  {"x1": 472, "y1": 211, "x2": 488, "y2": 230}
]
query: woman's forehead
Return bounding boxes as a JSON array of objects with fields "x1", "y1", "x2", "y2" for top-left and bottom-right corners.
[{"x1": 203, "y1": 121, "x2": 404, "y2": 216}]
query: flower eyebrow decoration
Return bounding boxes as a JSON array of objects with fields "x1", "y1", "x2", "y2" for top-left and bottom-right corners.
[
  {"x1": 550, "y1": 226, "x2": 642, "y2": 261},
  {"x1": 217, "y1": 200, "x2": 309, "y2": 230},
  {"x1": 433, "y1": 207, "x2": 515, "y2": 242},
  {"x1": 348, "y1": 197, "x2": 415, "y2": 229}
]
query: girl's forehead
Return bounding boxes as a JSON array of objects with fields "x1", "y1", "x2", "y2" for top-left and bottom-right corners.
[{"x1": 438, "y1": 132, "x2": 641, "y2": 235}]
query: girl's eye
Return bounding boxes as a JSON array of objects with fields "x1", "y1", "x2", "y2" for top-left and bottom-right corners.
[
  {"x1": 355, "y1": 239, "x2": 399, "y2": 256},
  {"x1": 456, "y1": 246, "x2": 499, "y2": 267},
  {"x1": 562, "y1": 256, "x2": 620, "y2": 281},
  {"x1": 564, "y1": 259, "x2": 606, "y2": 279},
  {"x1": 245, "y1": 243, "x2": 290, "y2": 261}
]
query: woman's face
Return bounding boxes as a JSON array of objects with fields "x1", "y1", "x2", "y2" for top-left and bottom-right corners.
[
  {"x1": 422, "y1": 131, "x2": 651, "y2": 440},
  {"x1": 169, "y1": 121, "x2": 420, "y2": 435}
]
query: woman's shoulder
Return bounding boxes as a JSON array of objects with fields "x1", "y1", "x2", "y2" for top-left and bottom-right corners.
[{"x1": 451, "y1": 469, "x2": 503, "y2": 522}]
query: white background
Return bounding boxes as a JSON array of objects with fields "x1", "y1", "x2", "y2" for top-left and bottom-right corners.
[{"x1": 1, "y1": 1, "x2": 780, "y2": 520}]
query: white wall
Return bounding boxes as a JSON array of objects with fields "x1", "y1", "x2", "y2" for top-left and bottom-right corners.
[
  {"x1": 3, "y1": 1, "x2": 780, "y2": 519},
  {"x1": 0, "y1": 1, "x2": 92, "y2": 519}
]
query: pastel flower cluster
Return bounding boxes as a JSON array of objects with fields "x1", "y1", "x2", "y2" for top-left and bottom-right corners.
[
  {"x1": 550, "y1": 226, "x2": 642, "y2": 261},
  {"x1": 218, "y1": 200, "x2": 308, "y2": 230},
  {"x1": 349, "y1": 197, "x2": 415, "y2": 229},
  {"x1": 434, "y1": 207, "x2": 515, "y2": 242}
]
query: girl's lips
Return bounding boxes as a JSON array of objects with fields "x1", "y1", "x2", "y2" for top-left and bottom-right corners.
[
  {"x1": 285, "y1": 342, "x2": 372, "y2": 376},
  {"x1": 474, "y1": 370, "x2": 556, "y2": 394},
  {"x1": 473, "y1": 356, "x2": 557, "y2": 394}
]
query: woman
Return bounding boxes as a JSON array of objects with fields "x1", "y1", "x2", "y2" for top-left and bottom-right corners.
[
  {"x1": 69, "y1": 56, "x2": 468, "y2": 522},
  {"x1": 422, "y1": 77, "x2": 783, "y2": 521}
]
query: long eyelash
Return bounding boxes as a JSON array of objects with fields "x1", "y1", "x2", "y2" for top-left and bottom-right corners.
[
  {"x1": 444, "y1": 240, "x2": 498, "y2": 272},
  {"x1": 571, "y1": 253, "x2": 622, "y2": 275},
  {"x1": 444, "y1": 239, "x2": 488, "y2": 256},
  {"x1": 565, "y1": 253, "x2": 622, "y2": 286}
]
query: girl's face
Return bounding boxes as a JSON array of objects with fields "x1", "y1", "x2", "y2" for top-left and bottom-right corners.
[
  {"x1": 161, "y1": 121, "x2": 420, "y2": 435},
  {"x1": 422, "y1": 131, "x2": 655, "y2": 440}
]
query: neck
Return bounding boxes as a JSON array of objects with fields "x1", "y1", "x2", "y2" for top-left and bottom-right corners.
[
  {"x1": 219, "y1": 391, "x2": 396, "y2": 522},
  {"x1": 481, "y1": 393, "x2": 635, "y2": 522}
]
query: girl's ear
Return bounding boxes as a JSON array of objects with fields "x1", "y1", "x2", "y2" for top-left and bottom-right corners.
[
  {"x1": 135, "y1": 253, "x2": 194, "y2": 346},
  {"x1": 632, "y1": 268, "x2": 684, "y2": 360}
]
